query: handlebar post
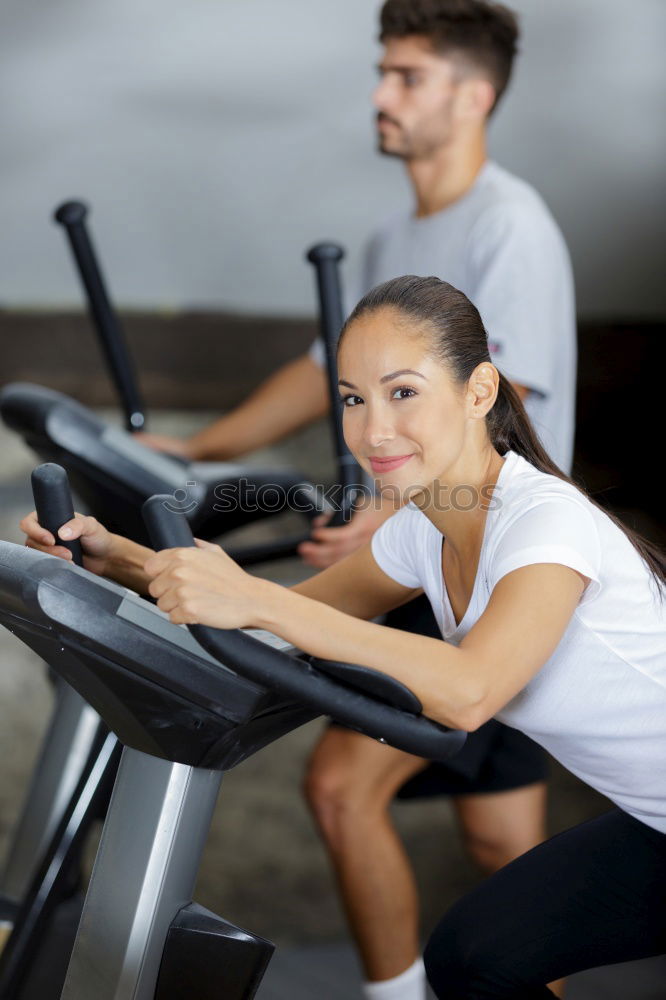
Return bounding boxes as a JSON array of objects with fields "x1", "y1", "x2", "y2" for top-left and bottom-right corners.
[
  {"x1": 54, "y1": 200, "x2": 147, "y2": 433},
  {"x1": 306, "y1": 243, "x2": 365, "y2": 526}
]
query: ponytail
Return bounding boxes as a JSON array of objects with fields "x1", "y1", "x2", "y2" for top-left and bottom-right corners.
[
  {"x1": 488, "y1": 372, "x2": 559, "y2": 474},
  {"x1": 492, "y1": 372, "x2": 666, "y2": 594},
  {"x1": 341, "y1": 275, "x2": 666, "y2": 593}
]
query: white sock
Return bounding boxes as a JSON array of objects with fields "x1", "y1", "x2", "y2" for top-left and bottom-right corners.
[{"x1": 362, "y1": 956, "x2": 426, "y2": 1000}]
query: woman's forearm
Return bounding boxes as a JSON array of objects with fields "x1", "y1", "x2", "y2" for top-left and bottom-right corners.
[
  {"x1": 105, "y1": 534, "x2": 155, "y2": 593},
  {"x1": 256, "y1": 583, "x2": 482, "y2": 730}
]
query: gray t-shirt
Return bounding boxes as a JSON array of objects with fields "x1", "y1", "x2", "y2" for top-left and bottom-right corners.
[{"x1": 310, "y1": 161, "x2": 576, "y2": 473}]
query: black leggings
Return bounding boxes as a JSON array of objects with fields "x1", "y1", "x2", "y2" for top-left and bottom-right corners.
[{"x1": 424, "y1": 808, "x2": 666, "y2": 999}]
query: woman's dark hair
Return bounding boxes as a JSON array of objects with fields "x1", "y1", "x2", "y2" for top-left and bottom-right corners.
[
  {"x1": 379, "y1": 0, "x2": 520, "y2": 112},
  {"x1": 340, "y1": 275, "x2": 666, "y2": 591}
]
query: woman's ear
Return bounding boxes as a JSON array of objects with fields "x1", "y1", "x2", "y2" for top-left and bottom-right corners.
[{"x1": 467, "y1": 364, "x2": 499, "y2": 418}]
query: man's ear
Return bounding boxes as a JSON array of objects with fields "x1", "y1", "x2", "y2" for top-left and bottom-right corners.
[
  {"x1": 467, "y1": 363, "x2": 500, "y2": 418},
  {"x1": 456, "y1": 77, "x2": 496, "y2": 122}
]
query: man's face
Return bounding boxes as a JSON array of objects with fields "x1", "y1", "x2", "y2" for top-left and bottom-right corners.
[{"x1": 373, "y1": 36, "x2": 461, "y2": 160}]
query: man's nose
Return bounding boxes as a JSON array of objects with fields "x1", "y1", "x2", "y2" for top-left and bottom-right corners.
[{"x1": 372, "y1": 76, "x2": 394, "y2": 112}]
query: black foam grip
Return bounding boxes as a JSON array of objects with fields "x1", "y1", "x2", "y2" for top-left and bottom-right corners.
[
  {"x1": 54, "y1": 200, "x2": 88, "y2": 226},
  {"x1": 31, "y1": 464, "x2": 83, "y2": 566},
  {"x1": 142, "y1": 495, "x2": 196, "y2": 552}
]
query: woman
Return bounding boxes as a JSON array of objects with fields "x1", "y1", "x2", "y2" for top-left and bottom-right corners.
[{"x1": 22, "y1": 276, "x2": 666, "y2": 998}]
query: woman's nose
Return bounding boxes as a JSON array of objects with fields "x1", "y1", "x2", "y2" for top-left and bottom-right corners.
[{"x1": 364, "y1": 410, "x2": 395, "y2": 449}]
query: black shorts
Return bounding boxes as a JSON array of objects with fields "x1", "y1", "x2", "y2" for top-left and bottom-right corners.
[{"x1": 387, "y1": 595, "x2": 548, "y2": 799}]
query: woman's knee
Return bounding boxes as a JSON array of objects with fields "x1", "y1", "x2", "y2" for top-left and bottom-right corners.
[
  {"x1": 424, "y1": 914, "x2": 472, "y2": 999},
  {"x1": 423, "y1": 902, "x2": 507, "y2": 999}
]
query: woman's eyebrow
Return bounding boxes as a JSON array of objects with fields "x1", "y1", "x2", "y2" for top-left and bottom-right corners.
[
  {"x1": 380, "y1": 369, "x2": 428, "y2": 384},
  {"x1": 338, "y1": 369, "x2": 427, "y2": 390}
]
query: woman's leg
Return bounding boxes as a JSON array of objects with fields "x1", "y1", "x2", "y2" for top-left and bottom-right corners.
[
  {"x1": 424, "y1": 809, "x2": 666, "y2": 999},
  {"x1": 453, "y1": 784, "x2": 566, "y2": 998}
]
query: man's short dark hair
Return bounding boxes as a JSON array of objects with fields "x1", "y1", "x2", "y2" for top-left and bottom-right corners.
[{"x1": 379, "y1": 0, "x2": 520, "y2": 111}]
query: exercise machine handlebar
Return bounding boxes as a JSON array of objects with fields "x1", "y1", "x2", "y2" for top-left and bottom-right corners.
[
  {"x1": 31, "y1": 463, "x2": 83, "y2": 566},
  {"x1": 53, "y1": 200, "x2": 146, "y2": 433},
  {"x1": 141, "y1": 493, "x2": 466, "y2": 761},
  {"x1": 306, "y1": 243, "x2": 365, "y2": 527}
]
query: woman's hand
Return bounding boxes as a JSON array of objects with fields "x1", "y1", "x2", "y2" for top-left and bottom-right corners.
[
  {"x1": 144, "y1": 539, "x2": 271, "y2": 629},
  {"x1": 20, "y1": 510, "x2": 114, "y2": 576}
]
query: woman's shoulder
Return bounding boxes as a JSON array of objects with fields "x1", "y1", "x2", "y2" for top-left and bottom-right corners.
[
  {"x1": 495, "y1": 452, "x2": 596, "y2": 525},
  {"x1": 371, "y1": 502, "x2": 440, "y2": 590},
  {"x1": 484, "y1": 453, "x2": 605, "y2": 588},
  {"x1": 382, "y1": 501, "x2": 441, "y2": 544}
]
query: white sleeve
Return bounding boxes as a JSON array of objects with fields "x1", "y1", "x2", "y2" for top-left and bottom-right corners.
[
  {"x1": 489, "y1": 498, "x2": 602, "y2": 602},
  {"x1": 467, "y1": 203, "x2": 574, "y2": 397},
  {"x1": 370, "y1": 506, "x2": 425, "y2": 589}
]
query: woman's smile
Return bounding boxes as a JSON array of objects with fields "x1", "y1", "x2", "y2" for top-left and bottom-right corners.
[{"x1": 369, "y1": 453, "x2": 414, "y2": 473}]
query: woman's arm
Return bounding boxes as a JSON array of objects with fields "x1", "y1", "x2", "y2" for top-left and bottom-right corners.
[
  {"x1": 21, "y1": 510, "x2": 154, "y2": 593},
  {"x1": 144, "y1": 544, "x2": 586, "y2": 730},
  {"x1": 291, "y1": 541, "x2": 422, "y2": 619},
  {"x1": 104, "y1": 534, "x2": 155, "y2": 592},
  {"x1": 262, "y1": 563, "x2": 585, "y2": 729}
]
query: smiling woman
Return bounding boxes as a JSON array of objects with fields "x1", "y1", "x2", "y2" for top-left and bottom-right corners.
[{"x1": 20, "y1": 274, "x2": 666, "y2": 999}]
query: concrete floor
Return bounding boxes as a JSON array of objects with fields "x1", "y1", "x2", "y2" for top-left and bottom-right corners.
[{"x1": 0, "y1": 408, "x2": 664, "y2": 998}]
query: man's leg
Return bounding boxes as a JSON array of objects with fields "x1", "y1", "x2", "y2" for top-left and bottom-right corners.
[
  {"x1": 453, "y1": 783, "x2": 547, "y2": 875},
  {"x1": 304, "y1": 725, "x2": 428, "y2": 984}
]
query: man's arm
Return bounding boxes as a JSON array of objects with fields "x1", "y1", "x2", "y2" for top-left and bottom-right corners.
[
  {"x1": 512, "y1": 383, "x2": 529, "y2": 402},
  {"x1": 138, "y1": 352, "x2": 330, "y2": 461}
]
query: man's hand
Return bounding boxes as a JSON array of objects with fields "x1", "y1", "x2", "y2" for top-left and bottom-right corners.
[
  {"x1": 134, "y1": 432, "x2": 193, "y2": 458},
  {"x1": 298, "y1": 505, "x2": 394, "y2": 570}
]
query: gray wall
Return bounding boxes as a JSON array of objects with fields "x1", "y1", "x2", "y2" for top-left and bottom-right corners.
[{"x1": 2, "y1": 0, "x2": 664, "y2": 317}]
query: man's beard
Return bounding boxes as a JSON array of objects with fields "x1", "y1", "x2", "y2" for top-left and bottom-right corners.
[
  {"x1": 377, "y1": 137, "x2": 409, "y2": 159},
  {"x1": 376, "y1": 114, "x2": 411, "y2": 159},
  {"x1": 375, "y1": 113, "x2": 451, "y2": 161}
]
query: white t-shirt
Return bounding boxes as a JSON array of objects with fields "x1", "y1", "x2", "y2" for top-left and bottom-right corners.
[
  {"x1": 371, "y1": 451, "x2": 666, "y2": 833},
  {"x1": 310, "y1": 161, "x2": 576, "y2": 473}
]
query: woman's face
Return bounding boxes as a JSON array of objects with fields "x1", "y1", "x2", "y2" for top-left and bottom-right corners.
[{"x1": 337, "y1": 307, "x2": 471, "y2": 503}]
